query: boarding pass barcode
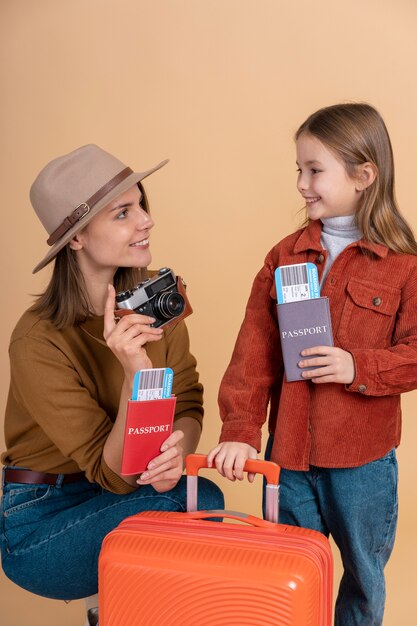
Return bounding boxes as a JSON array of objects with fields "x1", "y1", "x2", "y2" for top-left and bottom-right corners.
[
  {"x1": 275, "y1": 263, "x2": 320, "y2": 304},
  {"x1": 132, "y1": 368, "x2": 174, "y2": 401},
  {"x1": 280, "y1": 264, "x2": 308, "y2": 286},
  {"x1": 137, "y1": 369, "x2": 165, "y2": 390}
]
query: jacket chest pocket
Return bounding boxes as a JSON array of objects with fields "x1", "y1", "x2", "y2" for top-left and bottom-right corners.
[{"x1": 337, "y1": 278, "x2": 400, "y2": 349}]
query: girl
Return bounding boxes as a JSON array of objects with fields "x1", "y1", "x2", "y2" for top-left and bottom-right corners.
[
  {"x1": 0, "y1": 144, "x2": 223, "y2": 625},
  {"x1": 208, "y1": 103, "x2": 417, "y2": 625}
]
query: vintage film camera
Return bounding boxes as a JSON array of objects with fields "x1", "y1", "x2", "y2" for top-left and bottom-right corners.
[{"x1": 115, "y1": 268, "x2": 192, "y2": 328}]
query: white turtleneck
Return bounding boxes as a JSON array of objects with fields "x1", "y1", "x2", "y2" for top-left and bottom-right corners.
[{"x1": 320, "y1": 215, "x2": 362, "y2": 285}]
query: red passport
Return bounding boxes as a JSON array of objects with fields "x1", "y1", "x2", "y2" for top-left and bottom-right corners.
[{"x1": 121, "y1": 397, "x2": 176, "y2": 475}]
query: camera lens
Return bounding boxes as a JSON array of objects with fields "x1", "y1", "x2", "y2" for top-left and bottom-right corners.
[{"x1": 153, "y1": 291, "x2": 185, "y2": 320}]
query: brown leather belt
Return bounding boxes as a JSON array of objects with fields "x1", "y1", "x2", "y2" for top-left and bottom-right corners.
[{"x1": 4, "y1": 468, "x2": 87, "y2": 486}]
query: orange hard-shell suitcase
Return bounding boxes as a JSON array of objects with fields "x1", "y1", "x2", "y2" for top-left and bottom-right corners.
[{"x1": 99, "y1": 454, "x2": 333, "y2": 626}]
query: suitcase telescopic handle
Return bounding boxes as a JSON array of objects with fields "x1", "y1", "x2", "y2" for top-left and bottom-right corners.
[
  {"x1": 186, "y1": 453, "x2": 280, "y2": 484},
  {"x1": 186, "y1": 454, "x2": 280, "y2": 524}
]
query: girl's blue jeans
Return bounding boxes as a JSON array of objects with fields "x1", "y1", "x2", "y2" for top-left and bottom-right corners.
[
  {"x1": 0, "y1": 469, "x2": 224, "y2": 600},
  {"x1": 264, "y1": 436, "x2": 398, "y2": 626}
]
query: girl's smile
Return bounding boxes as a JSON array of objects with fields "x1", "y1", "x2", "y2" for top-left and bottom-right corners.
[{"x1": 303, "y1": 195, "x2": 321, "y2": 205}]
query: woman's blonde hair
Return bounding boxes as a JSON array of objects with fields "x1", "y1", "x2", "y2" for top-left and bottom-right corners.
[
  {"x1": 30, "y1": 182, "x2": 149, "y2": 328},
  {"x1": 295, "y1": 103, "x2": 417, "y2": 255}
]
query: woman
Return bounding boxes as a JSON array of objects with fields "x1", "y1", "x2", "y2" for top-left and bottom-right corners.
[{"x1": 0, "y1": 144, "x2": 223, "y2": 624}]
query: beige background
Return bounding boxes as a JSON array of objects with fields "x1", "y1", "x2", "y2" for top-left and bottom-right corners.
[{"x1": 1, "y1": 1, "x2": 416, "y2": 624}]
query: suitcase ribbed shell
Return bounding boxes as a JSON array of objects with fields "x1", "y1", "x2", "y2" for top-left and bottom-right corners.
[{"x1": 99, "y1": 511, "x2": 333, "y2": 626}]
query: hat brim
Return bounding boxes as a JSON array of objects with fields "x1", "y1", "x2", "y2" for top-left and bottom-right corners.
[{"x1": 32, "y1": 159, "x2": 169, "y2": 273}]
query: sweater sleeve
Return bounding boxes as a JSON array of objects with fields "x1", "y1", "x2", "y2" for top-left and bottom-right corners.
[
  {"x1": 218, "y1": 252, "x2": 283, "y2": 451},
  {"x1": 164, "y1": 319, "x2": 203, "y2": 427}
]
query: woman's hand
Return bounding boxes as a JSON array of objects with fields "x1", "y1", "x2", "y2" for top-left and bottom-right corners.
[
  {"x1": 298, "y1": 346, "x2": 355, "y2": 384},
  {"x1": 207, "y1": 441, "x2": 258, "y2": 482},
  {"x1": 136, "y1": 430, "x2": 185, "y2": 493},
  {"x1": 103, "y1": 284, "x2": 163, "y2": 377}
]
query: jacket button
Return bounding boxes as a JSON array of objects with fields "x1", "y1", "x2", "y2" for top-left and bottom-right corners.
[
  {"x1": 358, "y1": 384, "x2": 367, "y2": 393},
  {"x1": 372, "y1": 297, "x2": 382, "y2": 306},
  {"x1": 316, "y1": 254, "x2": 325, "y2": 264}
]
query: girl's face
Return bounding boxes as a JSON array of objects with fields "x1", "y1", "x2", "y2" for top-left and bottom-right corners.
[
  {"x1": 296, "y1": 133, "x2": 362, "y2": 220},
  {"x1": 71, "y1": 184, "x2": 154, "y2": 278}
]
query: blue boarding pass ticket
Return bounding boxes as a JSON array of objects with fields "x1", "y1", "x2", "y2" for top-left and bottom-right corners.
[
  {"x1": 132, "y1": 368, "x2": 174, "y2": 401},
  {"x1": 275, "y1": 263, "x2": 320, "y2": 304}
]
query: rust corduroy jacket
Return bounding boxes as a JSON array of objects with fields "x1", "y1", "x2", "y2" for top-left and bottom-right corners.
[{"x1": 219, "y1": 220, "x2": 417, "y2": 470}]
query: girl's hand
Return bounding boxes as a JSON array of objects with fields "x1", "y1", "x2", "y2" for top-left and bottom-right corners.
[
  {"x1": 136, "y1": 430, "x2": 185, "y2": 493},
  {"x1": 207, "y1": 442, "x2": 258, "y2": 483},
  {"x1": 299, "y1": 346, "x2": 355, "y2": 384},
  {"x1": 103, "y1": 284, "x2": 163, "y2": 377}
]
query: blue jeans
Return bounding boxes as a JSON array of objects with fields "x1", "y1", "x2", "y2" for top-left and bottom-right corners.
[
  {"x1": 264, "y1": 437, "x2": 398, "y2": 626},
  {"x1": 0, "y1": 469, "x2": 224, "y2": 600}
]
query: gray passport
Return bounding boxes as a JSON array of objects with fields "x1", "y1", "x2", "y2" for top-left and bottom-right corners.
[{"x1": 277, "y1": 297, "x2": 334, "y2": 382}]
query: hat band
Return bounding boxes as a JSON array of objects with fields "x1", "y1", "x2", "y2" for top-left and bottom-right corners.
[{"x1": 46, "y1": 166, "x2": 133, "y2": 246}]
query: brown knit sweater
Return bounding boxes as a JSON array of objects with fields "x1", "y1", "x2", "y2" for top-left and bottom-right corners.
[{"x1": 2, "y1": 312, "x2": 203, "y2": 493}]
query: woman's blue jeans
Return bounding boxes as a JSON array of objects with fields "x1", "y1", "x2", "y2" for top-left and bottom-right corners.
[
  {"x1": 264, "y1": 437, "x2": 398, "y2": 626},
  {"x1": 0, "y1": 469, "x2": 224, "y2": 600}
]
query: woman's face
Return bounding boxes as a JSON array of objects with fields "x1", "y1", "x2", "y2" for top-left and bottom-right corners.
[{"x1": 72, "y1": 184, "x2": 154, "y2": 277}]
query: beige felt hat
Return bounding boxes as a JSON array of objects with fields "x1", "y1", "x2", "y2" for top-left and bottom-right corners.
[{"x1": 30, "y1": 144, "x2": 168, "y2": 273}]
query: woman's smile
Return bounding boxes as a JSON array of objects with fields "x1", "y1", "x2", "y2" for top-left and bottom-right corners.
[{"x1": 130, "y1": 237, "x2": 150, "y2": 248}]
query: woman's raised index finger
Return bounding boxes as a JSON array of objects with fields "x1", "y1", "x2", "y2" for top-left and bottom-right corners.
[{"x1": 103, "y1": 284, "x2": 117, "y2": 334}]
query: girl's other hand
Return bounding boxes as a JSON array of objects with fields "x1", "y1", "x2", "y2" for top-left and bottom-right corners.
[
  {"x1": 207, "y1": 441, "x2": 258, "y2": 483},
  {"x1": 103, "y1": 284, "x2": 163, "y2": 377},
  {"x1": 298, "y1": 346, "x2": 355, "y2": 384},
  {"x1": 136, "y1": 430, "x2": 185, "y2": 493}
]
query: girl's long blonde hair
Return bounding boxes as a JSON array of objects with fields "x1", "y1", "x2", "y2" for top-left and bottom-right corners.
[{"x1": 295, "y1": 103, "x2": 417, "y2": 255}]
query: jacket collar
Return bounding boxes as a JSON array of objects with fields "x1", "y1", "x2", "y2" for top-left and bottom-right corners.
[{"x1": 293, "y1": 219, "x2": 389, "y2": 258}]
